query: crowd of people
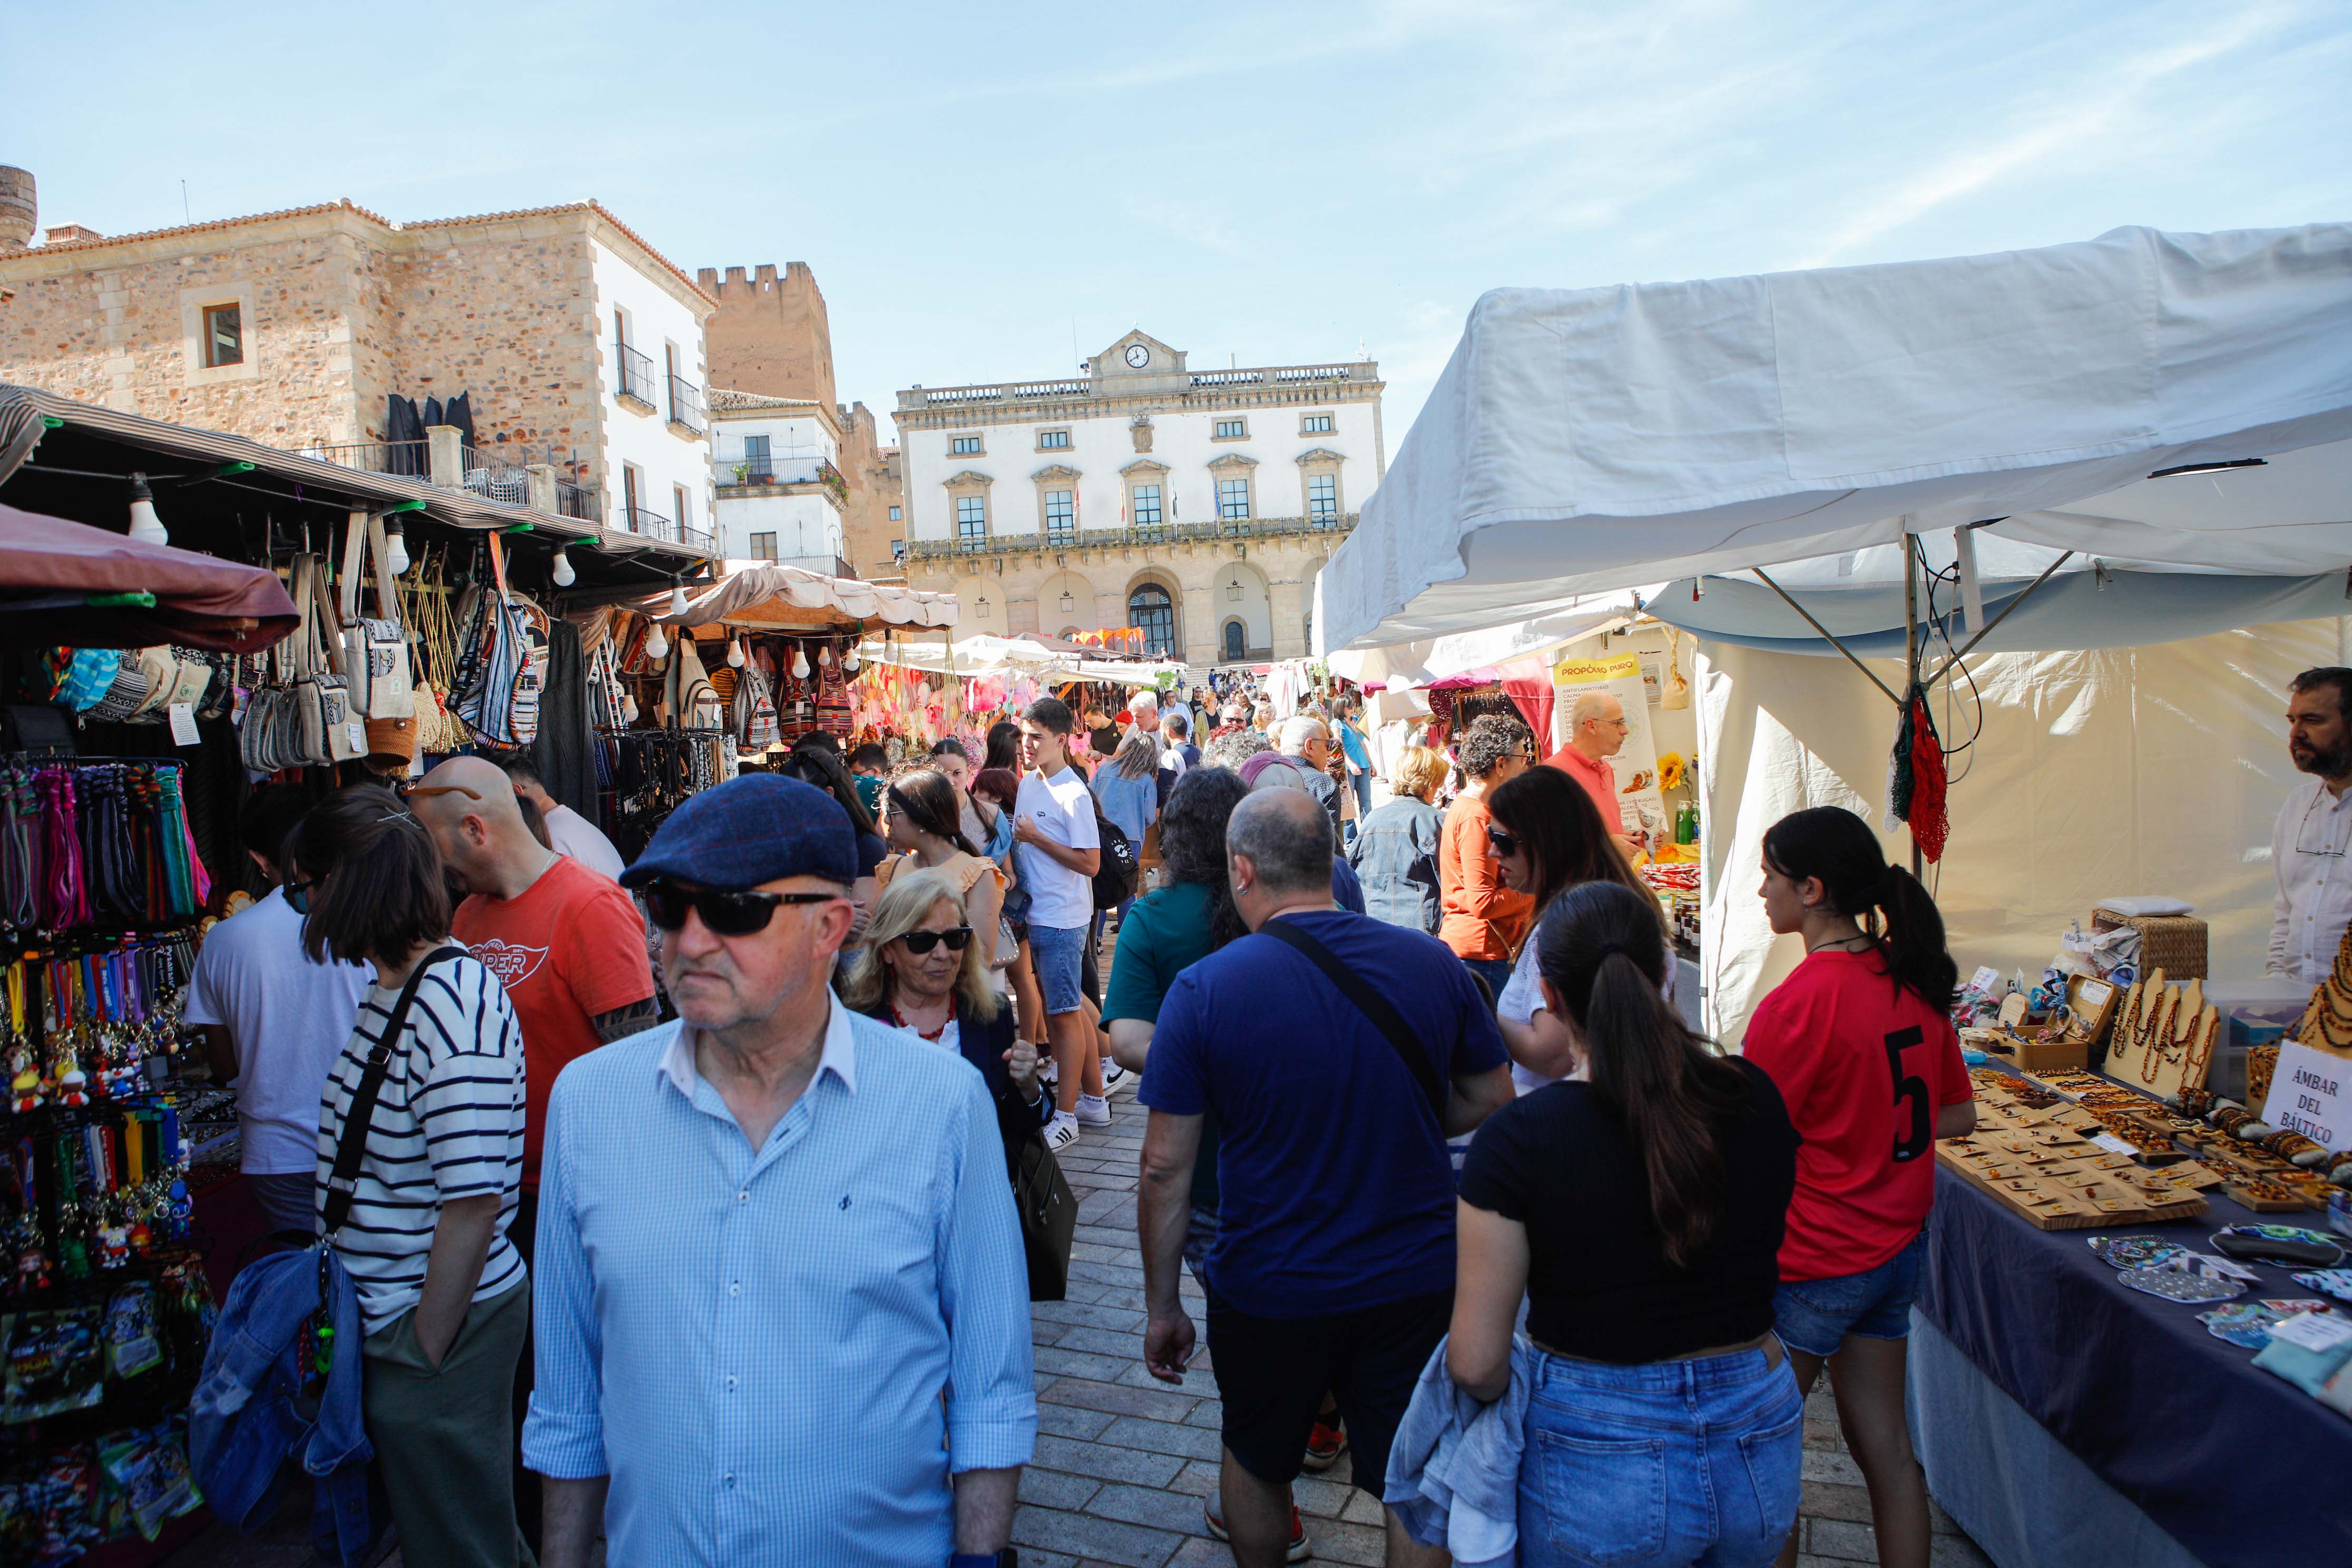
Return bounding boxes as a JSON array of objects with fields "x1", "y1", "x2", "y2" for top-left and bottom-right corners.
[{"x1": 193, "y1": 672, "x2": 1977, "y2": 1568}]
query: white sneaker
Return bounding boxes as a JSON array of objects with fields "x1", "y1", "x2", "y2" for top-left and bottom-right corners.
[
  {"x1": 1100, "y1": 1060, "x2": 1133, "y2": 1097},
  {"x1": 1044, "y1": 1111, "x2": 1080, "y2": 1152},
  {"x1": 1074, "y1": 1092, "x2": 1113, "y2": 1126}
]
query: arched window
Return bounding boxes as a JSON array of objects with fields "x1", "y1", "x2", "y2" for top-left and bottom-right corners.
[
  {"x1": 1223, "y1": 619, "x2": 1246, "y2": 662},
  {"x1": 1128, "y1": 583, "x2": 1175, "y2": 658}
]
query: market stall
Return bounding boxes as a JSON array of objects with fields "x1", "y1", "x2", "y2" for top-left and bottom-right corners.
[{"x1": 1312, "y1": 222, "x2": 2352, "y2": 1567}]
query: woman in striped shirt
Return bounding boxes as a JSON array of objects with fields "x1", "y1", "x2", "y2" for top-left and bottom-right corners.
[{"x1": 289, "y1": 789, "x2": 532, "y2": 1568}]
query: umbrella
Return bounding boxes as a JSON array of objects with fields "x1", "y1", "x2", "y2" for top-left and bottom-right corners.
[{"x1": 0, "y1": 501, "x2": 299, "y2": 652}]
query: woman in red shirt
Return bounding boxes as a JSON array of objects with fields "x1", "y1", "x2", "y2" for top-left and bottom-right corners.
[{"x1": 1743, "y1": 807, "x2": 1976, "y2": 1568}]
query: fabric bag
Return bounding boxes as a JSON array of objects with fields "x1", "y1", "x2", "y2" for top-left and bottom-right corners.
[
  {"x1": 289, "y1": 555, "x2": 362, "y2": 766},
  {"x1": 337, "y1": 511, "x2": 415, "y2": 722},
  {"x1": 1090, "y1": 803, "x2": 1136, "y2": 910},
  {"x1": 996, "y1": 1081, "x2": 1077, "y2": 1302}
]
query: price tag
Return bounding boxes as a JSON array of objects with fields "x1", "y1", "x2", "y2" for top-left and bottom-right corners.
[
  {"x1": 2262, "y1": 1042, "x2": 2349, "y2": 1153},
  {"x1": 407, "y1": 749, "x2": 425, "y2": 779},
  {"x1": 166, "y1": 702, "x2": 200, "y2": 747},
  {"x1": 2092, "y1": 1133, "x2": 2139, "y2": 1157},
  {"x1": 347, "y1": 721, "x2": 367, "y2": 754},
  {"x1": 2269, "y1": 1311, "x2": 2352, "y2": 1352}
]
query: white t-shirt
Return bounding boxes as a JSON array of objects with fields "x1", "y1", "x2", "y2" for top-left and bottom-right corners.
[
  {"x1": 183, "y1": 888, "x2": 373, "y2": 1175},
  {"x1": 1499, "y1": 927, "x2": 1677, "y2": 1094},
  {"x1": 544, "y1": 802, "x2": 625, "y2": 881},
  {"x1": 1014, "y1": 765, "x2": 1101, "y2": 931}
]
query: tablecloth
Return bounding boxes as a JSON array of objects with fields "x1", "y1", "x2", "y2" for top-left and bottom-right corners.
[{"x1": 1919, "y1": 1166, "x2": 2352, "y2": 1567}]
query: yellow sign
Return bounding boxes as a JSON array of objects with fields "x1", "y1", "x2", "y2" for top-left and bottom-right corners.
[{"x1": 1552, "y1": 651, "x2": 1642, "y2": 685}]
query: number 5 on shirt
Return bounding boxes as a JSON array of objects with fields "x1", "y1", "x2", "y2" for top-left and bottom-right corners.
[{"x1": 1884, "y1": 1026, "x2": 1930, "y2": 1163}]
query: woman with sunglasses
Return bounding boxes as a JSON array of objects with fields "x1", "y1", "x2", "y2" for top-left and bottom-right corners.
[
  {"x1": 838, "y1": 869, "x2": 1049, "y2": 1150},
  {"x1": 284, "y1": 791, "x2": 532, "y2": 1568},
  {"x1": 1486, "y1": 765, "x2": 1669, "y2": 1092},
  {"x1": 877, "y1": 767, "x2": 1008, "y2": 979}
]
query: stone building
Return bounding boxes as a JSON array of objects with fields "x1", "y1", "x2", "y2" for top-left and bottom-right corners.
[
  {"x1": 0, "y1": 169, "x2": 715, "y2": 547},
  {"x1": 894, "y1": 330, "x2": 1383, "y2": 665},
  {"x1": 698, "y1": 261, "x2": 903, "y2": 580}
]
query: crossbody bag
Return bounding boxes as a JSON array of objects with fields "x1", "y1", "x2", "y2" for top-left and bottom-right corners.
[
  {"x1": 1256, "y1": 917, "x2": 1446, "y2": 1118},
  {"x1": 321, "y1": 946, "x2": 468, "y2": 1236}
]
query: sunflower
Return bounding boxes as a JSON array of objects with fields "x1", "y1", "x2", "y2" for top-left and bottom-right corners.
[{"x1": 1657, "y1": 751, "x2": 1685, "y2": 792}]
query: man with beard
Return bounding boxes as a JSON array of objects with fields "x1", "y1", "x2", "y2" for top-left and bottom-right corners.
[{"x1": 2270, "y1": 667, "x2": 2352, "y2": 982}]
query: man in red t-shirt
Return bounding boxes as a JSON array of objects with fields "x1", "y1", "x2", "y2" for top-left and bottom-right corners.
[
  {"x1": 1540, "y1": 691, "x2": 1644, "y2": 861},
  {"x1": 413, "y1": 754, "x2": 656, "y2": 1551}
]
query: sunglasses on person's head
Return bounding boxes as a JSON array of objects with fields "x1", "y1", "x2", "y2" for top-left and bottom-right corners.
[
  {"x1": 283, "y1": 876, "x2": 319, "y2": 915},
  {"x1": 1486, "y1": 826, "x2": 1520, "y2": 857},
  {"x1": 398, "y1": 782, "x2": 482, "y2": 801},
  {"x1": 643, "y1": 878, "x2": 841, "y2": 936},
  {"x1": 895, "y1": 925, "x2": 973, "y2": 955}
]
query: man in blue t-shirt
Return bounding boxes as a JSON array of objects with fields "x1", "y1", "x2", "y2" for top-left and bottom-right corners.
[{"x1": 1136, "y1": 789, "x2": 1512, "y2": 1567}]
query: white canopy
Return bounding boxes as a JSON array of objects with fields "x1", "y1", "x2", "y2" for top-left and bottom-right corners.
[
  {"x1": 855, "y1": 633, "x2": 1184, "y2": 685},
  {"x1": 655, "y1": 563, "x2": 959, "y2": 631},
  {"x1": 1325, "y1": 595, "x2": 1642, "y2": 688},
  {"x1": 1320, "y1": 223, "x2": 2352, "y2": 652}
]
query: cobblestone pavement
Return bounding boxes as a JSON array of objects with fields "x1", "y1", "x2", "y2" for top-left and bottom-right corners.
[{"x1": 168, "y1": 1057, "x2": 1999, "y2": 1568}]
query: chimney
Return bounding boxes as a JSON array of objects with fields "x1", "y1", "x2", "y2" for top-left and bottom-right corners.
[
  {"x1": 44, "y1": 223, "x2": 103, "y2": 246},
  {"x1": 0, "y1": 167, "x2": 33, "y2": 252}
]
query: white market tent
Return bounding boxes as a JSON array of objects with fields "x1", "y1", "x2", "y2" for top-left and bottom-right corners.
[
  {"x1": 854, "y1": 632, "x2": 1188, "y2": 687},
  {"x1": 654, "y1": 563, "x2": 959, "y2": 632},
  {"x1": 1320, "y1": 222, "x2": 2352, "y2": 1042}
]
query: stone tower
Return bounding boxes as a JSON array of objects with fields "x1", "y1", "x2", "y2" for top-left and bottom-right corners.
[
  {"x1": 695, "y1": 261, "x2": 837, "y2": 408},
  {"x1": 0, "y1": 168, "x2": 35, "y2": 252}
]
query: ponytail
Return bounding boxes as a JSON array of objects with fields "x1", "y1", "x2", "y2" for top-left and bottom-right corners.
[
  {"x1": 1538, "y1": 882, "x2": 1750, "y2": 1269},
  {"x1": 1763, "y1": 807, "x2": 1956, "y2": 1012}
]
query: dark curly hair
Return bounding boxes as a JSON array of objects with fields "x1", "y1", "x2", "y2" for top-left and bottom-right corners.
[
  {"x1": 1158, "y1": 766, "x2": 1251, "y2": 949},
  {"x1": 1458, "y1": 713, "x2": 1534, "y2": 780}
]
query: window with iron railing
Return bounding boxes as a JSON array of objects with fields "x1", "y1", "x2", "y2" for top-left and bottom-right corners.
[
  {"x1": 614, "y1": 341, "x2": 659, "y2": 407},
  {"x1": 667, "y1": 374, "x2": 705, "y2": 434}
]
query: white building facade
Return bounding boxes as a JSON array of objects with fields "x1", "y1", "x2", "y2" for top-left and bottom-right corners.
[
  {"x1": 708, "y1": 390, "x2": 848, "y2": 570},
  {"x1": 593, "y1": 237, "x2": 714, "y2": 550},
  {"x1": 893, "y1": 330, "x2": 1384, "y2": 664}
]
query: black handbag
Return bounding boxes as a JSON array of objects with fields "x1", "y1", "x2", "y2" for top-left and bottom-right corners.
[{"x1": 994, "y1": 1077, "x2": 1076, "y2": 1302}]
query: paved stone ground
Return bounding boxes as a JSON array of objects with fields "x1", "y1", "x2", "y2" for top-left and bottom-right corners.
[{"x1": 165, "y1": 1037, "x2": 2000, "y2": 1567}]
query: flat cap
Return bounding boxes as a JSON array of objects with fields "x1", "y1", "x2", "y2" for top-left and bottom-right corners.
[{"x1": 619, "y1": 774, "x2": 857, "y2": 890}]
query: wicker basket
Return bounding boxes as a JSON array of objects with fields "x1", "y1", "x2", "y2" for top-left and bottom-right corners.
[{"x1": 2092, "y1": 908, "x2": 2208, "y2": 981}]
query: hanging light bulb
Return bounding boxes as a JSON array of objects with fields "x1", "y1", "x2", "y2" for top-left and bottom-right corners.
[
  {"x1": 550, "y1": 546, "x2": 575, "y2": 587},
  {"x1": 645, "y1": 621, "x2": 670, "y2": 661},
  {"x1": 842, "y1": 644, "x2": 860, "y2": 673},
  {"x1": 818, "y1": 643, "x2": 832, "y2": 668},
  {"x1": 668, "y1": 583, "x2": 689, "y2": 618},
  {"x1": 791, "y1": 643, "x2": 811, "y2": 680},
  {"x1": 727, "y1": 635, "x2": 746, "y2": 669},
  {"x1": 126, "y1": 473, "x2": 168, "y2": 546},
  {"x1": 383, "y1": 517, "x2": 411, "y2": 576},
  {"x1": 622, "y1": 693, "x2": 639, "y2": 722}
]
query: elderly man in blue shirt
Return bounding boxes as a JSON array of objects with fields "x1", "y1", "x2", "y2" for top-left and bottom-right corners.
[{"x1": 523, "y1": 775, "x2": 1035, "y2": 1568}]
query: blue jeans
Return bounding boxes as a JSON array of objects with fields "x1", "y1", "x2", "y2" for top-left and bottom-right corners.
[
  {"x1": 1518, "y1": 1345, "x2": 1802, "y2": 1568},
  {"x1": 1028, "y1": 922, "x2": 1088, "y2": 1014},
  {"x1": 1771, "y1": 1228, "x2": 1928, "y2": 1357},
  {"x1": 1463, "y1": 955, "x2": 1515, "y2": 1005}
]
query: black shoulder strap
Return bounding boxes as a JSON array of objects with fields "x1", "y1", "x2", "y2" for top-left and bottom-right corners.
[
  {"x1": 1256, "y1": 917, "x2": 1445, "y2": 1117},
  {"x1": 322, "y1": 945, "x2": 469, "y2": 1236}
]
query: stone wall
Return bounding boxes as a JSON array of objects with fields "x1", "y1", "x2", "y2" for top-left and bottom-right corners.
[
  {"x1": 698, "y1": 261, "x2": 836, "y2": 410},
  {"x1": 838, "y1": 400, "x2": 903, "y2": 578}
]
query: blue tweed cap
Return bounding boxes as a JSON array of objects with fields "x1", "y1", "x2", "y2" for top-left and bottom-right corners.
[{"x1": 618, "y1": 774, "x2": 858, "y2": 890}]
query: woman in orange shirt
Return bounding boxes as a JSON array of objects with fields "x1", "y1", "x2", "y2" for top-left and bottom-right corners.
[{"x1": 1437, "y1": 713, "x2": 1535, "y2": 999}]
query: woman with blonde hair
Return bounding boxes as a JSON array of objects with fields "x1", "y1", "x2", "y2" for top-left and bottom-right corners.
[
  {"x1": 839, "y1": 868, "x2": 1050, "y2": 1153},
  {"x1": 1348, "y1": 743, "x2": 1449, "y2": 933},
  {"x1": 876, "y1": 766, "x2": 1007, "y2": 973}
]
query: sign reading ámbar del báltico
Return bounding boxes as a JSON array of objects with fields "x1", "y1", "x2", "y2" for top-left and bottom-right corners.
[{"x1": 2264, "y1": 1042, "x2": 2352, "y2": 1150}]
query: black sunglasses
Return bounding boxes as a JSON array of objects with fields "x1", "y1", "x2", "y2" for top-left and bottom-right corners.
[
  {"x1": 644, "y1": 878, "x2": 841, "y2": 936},
  {"x1": 1486, "y1": 826, "x2": 1520, "y2": 857},
  {"x1": 283, "y1": 877, "x2": 319, "y2": 915},
  {"x1": 896, "y1": 925, "x2": 973, "y2": 955}
]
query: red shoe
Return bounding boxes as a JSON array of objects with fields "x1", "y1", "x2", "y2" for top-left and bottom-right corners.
[
  {"x1": 1203, "y1": 1489, "x2": 1312, "y2": 1562},
  {"x1": 1302, "y1": 1417, "x2": 1347, "y2": 1472}
]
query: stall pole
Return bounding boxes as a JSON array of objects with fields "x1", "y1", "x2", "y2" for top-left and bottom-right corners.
[{"x1": 1904, "y1": 534, "x2": 1923, "y2": 879}]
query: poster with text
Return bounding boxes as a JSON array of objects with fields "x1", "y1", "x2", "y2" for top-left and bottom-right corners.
[{"x1": 1552, "y1": 651, "x2": 1667, "y2": 843}]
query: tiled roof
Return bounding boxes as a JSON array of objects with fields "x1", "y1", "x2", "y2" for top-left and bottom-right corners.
[{"x1": 707, "y1": 387, "x2": 827, "y2": 412}]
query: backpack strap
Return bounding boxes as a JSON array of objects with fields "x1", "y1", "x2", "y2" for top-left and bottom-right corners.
[
  {"x1": 1256, "y1": 916, "x2": 1446, "y2": 1118},
  {"x1": 322, "y1": 946, "x2": 469, "y2": 1236}
]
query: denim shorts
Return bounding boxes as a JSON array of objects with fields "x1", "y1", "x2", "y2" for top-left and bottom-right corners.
[
  {"x1": 1772, "y1": 1228, "x2": 1928, "y2": 1358},
  {"x1": 1028, "y1": 922, "x2": 1088, "y2": 1015},
  {"x1": 1519, "y1": 1343, "x2": 1802, "y2": 1568}
]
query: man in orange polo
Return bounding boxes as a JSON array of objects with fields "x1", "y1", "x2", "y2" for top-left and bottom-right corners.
[{"x1": 1543, "y1": 692, "x2": 1645, "y2": 861}]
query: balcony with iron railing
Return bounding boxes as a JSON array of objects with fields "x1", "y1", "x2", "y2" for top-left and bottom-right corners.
[
  {"x1": 898, "y1": 360, "x2": 1377, "y2": 410},
  {"x1": 622, "y1": 505, "x2": 716, "y2": 555},
  {"x1": 717, "y1": 454, "x2": 849, "y2": 504},
  {"x1": 613, "y1": 341, "x2": 660, "y2": 411},
  {"x1": 290, "y1": 437, "x2": 606, "y2": 523},
  {"x1": 667, "y1": 374, "x2": 704, "y2": 436},
  {"x1": 904, "y1": 510, "x2": 1355, "y2": 561}
]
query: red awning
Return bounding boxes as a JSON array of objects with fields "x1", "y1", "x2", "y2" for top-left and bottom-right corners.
[{"x1": 0, "y1": 503, "x2": 298, "y2": 652}]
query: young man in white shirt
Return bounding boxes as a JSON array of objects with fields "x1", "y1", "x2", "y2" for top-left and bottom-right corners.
[
  {"x1": 184, "y1": 784, "x2": 373, "y2": 1236},
  {"x1": 1015, "y1": 698, "x2": 1110, "y2": 1151},
  {"x1": 492, "y1": 752, "x2": 626, "y2": 882}
]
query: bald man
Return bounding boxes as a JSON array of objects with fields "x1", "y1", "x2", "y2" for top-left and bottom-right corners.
[
  {"x1": 1542, "y1": 692, "x2": 1646, "y2": 859},
  {"x1": 412, "y1": 756, "x2": 657, "y2": 1551}
]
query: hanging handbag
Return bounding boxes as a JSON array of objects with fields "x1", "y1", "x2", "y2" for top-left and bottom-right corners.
[
  {"x1": 85, "y1": 651, "x2": 154, "y2": 724},
  {"x1": 338, "y1": 510, "x2": 416, "y2": 723},
  {"x1": 290, "y1": 555, "x2": 364, "y2": 766},
  {"x1": 994, "y1": 1070, "x2": 1077, "y2": 1301}
]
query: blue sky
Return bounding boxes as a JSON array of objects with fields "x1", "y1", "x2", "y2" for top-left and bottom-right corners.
[{"x1": 6, "y1": 1, "x2": 2347, "y2": 443}]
